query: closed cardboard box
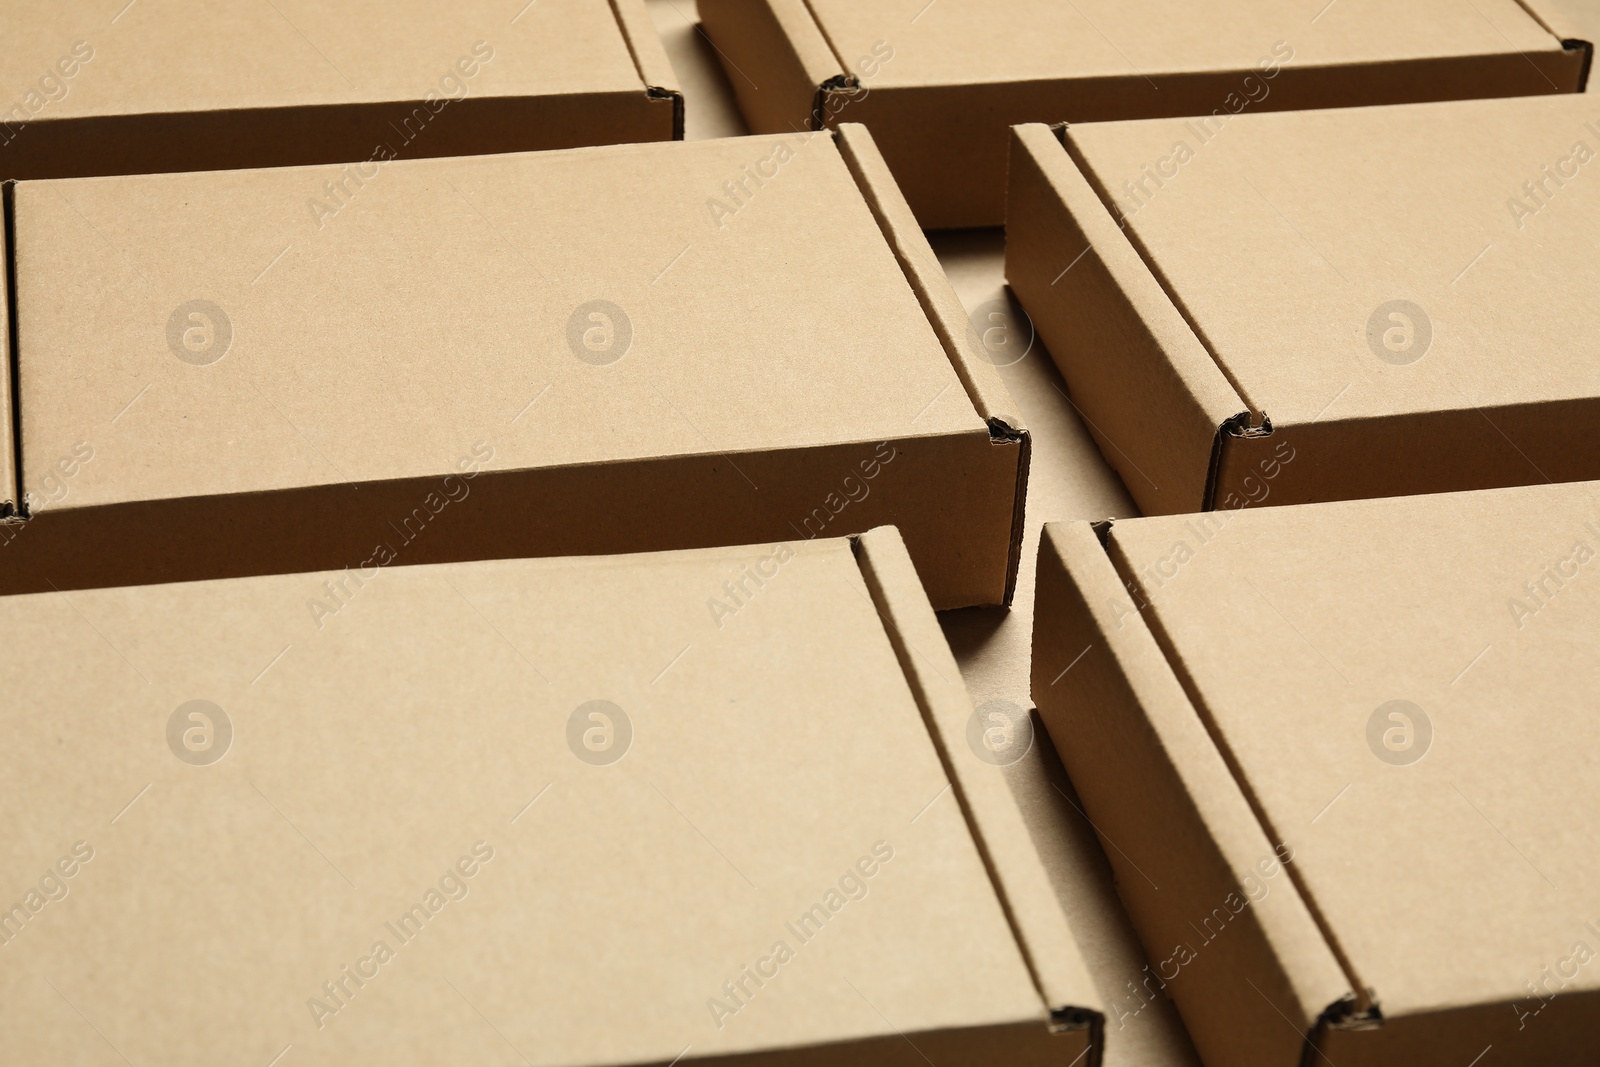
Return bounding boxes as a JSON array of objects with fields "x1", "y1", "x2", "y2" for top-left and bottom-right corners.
[
  {"x1": 0, "y1": 527, "x2": 1099, "y2": 1065},
  {"x1": 0, "y1": 0, "x2": 681, "y2": 181},
  {"x1": 1009, "y1": 94, "x2": 1600, "y2": 517},
  {"x1": 1033, "y1": 483, "x2": 1600, "y2": 1066},
  {"x1": 0, "y1": 125, "x2": 1027, "y2": 610},
  {"x1": 700, "y1": 0, "x2": 1588, "y2": 227}
]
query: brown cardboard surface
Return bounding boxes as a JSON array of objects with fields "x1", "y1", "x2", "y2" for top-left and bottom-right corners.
[
  {"x1": 641, "y1": 15, "x2": 1198, "y2": 1062},
  {"x1": 0, "y1": 186, "x2": 14, "y2": 517},
  {"x1": 647, "y1": 0, "x2": 751, "y2": 140},
  {"x1": 0, "y1": 529, "x2": 1085, "y2": 1065},
  {"x1": 1035, "y1": 481, "x2": 1600, "y2": 1065},
  {"x1": 0, "y1": 0, "x2": 679, "y2": 181},
  {"x1": 1012, "y1": 93, "x2": 1600, "y2": 515},
  {"x1": 931, "y1": 231, "x2": 1207, "y2": 1067},
  {"x1": 1, "y1": 131, "x2": 1023, "y2": 609},
  {"x1": 700, "y1": 0, "x2": 1586, "y2": 226}
]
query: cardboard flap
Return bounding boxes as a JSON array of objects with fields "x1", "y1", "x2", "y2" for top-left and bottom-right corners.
[
  {"x1": 608, "y1": 0, "x2": 686, "y2": 137},
  {"x1": 834, "y1": 124, "x2": 1024, "y2": 433},
  {"x1": 1006, "y1": 125, "x2": 1244, "y2": 516},
  {"x1": 699, "y1": 0, "x2": 845, "y2": 133},
  {"x1": 1, "y1": 182, "x2": 15, "y2": 517},
  {"x1": 1031, "y1": 521, "x2": 1351, "y2": 1067},
  {"x1": 1520, "y1": 0, "x2": 1599, "y2": 58},
  {"x1": 853, "y1": 526, "x2": 1102, "y2": 1040}
]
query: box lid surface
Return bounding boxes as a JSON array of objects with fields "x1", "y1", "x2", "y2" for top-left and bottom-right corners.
[
  {"x1": 0, "y1": 535, "x2": 1045, "y2": 1064},
  {"x1": 806, "y1": 0, "x2": 1565, "y2": 88},
  {"x1": 12, "y1": 133, "x2": 981, "y2": 509},
  {"x1": 1067, "y1": 94, "x2": 1600, "y2": 427},
  {"x1": 1107, "y1": 480, "x2": 1600, "y2": 1018},
  {"x1": 0, "y1": 0, "x2": 643, "y2": 116}
]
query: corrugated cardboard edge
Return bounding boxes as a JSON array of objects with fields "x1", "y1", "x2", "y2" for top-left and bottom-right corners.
[
  {"x1": 609, "y1": 0, "x2": 686, "y2": 139},
  {"x1": 1030, "y1": 521, "x2": 1356, "y2": 1067},
  {"x1": 1005, "y1": 124, "x2": 1245, "y2": 518},
  {"x1": 853, "y1": 525, "x2": 1104, "y2": 1062},
  {"x1": 1, "y1": 180, "x2": 17, "y2": 517},
  {"x1": 1517, "y1": 0, "x2": 1597, "y2": 88},
  {"x1": 698, "y1": 0, "x2": 846, "y2": 134},
  {"x1": 836, "y1": 123, "x2": 1030, "y2": 605}
]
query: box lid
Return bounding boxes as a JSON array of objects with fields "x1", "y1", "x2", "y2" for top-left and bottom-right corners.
[
  {"x1": 802, "y1": 0, "x2": 1571, "y2": 89},
  {"x1": 0, "y1": 529, "x2": 1068, "y2": 1065},
  {"x1": 9, "y1": 132, "x2": 986, "y2": 512},
  {"x1": 1088, "y1": 481, "x2": 1600, "y2": 1045},
  {"x1": 0, "y1": 0, "x2": 644, "y2": 119},
  {"x1": 1066, "y1": 93, "x2": 1600, "y2": 429}
]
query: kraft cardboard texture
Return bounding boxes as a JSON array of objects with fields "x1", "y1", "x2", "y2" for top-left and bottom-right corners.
[
  {"x1": 0, "y1": 130, "x2": 1024, "y2": 609},
  {"x1": 0, "y1": 0, "x2": 682, "y2": 181},
  {"x1": 1034, "y1": 481, "x2": 1600, "y2": 1066},
  {"x1": 0, "y1": 529, "x2": 1088, "y2": 1066},
  {"x1": 699, "y1": 0, "x2": 1587, "y2": 227},
  {"x1": 1010, "y1": 93, "x2": 1600, "y2": 516}
]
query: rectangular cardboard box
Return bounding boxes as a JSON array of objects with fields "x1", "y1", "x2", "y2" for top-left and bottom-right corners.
[
  {"x1": 700, "y1": 0, "x2": 1589, "y2": 227},
  {"x1": 1032, "y1": 483, "x2": 1600, "y2": 1067},
  {"x1": 0, "y1": 125, "x2": 1028, "y2": 610},
  {"x1": 0, "y1": 526, "x2": 1097, "y2": 1065},
  {"x1": 0, "y1": 0, "x2": 682, "y2": 181},
  {"x1": 1008, "y1": 94, "x2": 1600, "y2": 517}
]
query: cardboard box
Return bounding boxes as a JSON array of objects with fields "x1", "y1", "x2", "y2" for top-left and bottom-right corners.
[
  {"x1": 698, "y1": 0, "x2": 1589, "y2": 227},
  {"x1": 0, "y1": 526, "x2": 1098, "y2": 1065},
  {"x1": 1009, "y1": 93, "x2": 1600, "y2": 518},
  {"x1": 0, "y1": 0, "x2": 681, "y2": 181},
  {"x1": 0, "y1": 125, "x2": 1027, "y2": 610},
  {"x1": 1032, "y1": 483, "x2": 1600, "y2": 1067}
]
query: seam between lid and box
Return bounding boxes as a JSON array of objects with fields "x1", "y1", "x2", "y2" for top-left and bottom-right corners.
[
  {"x1": 1034, "y1": 522, "x2": 1357, "y2": 1067},
  {"x1": 833, "y1": 123, "x2": 1031, "y2": 603},
  {"x1": 1098, "y1": 521, "x2": 1383, "y2": 1035},
  {"x1": 607, "y1": 0, "x2": 686, "y2": 138},
  {"x1": 1513, "y1": 0, "x2": 1596, "y2": 88},
  {"x1": 2, "y1": 181, "x2": 20, "y2": 519},
  {"x1": 851, "y1": 526, "x2": 1105, "y2": 1060}
]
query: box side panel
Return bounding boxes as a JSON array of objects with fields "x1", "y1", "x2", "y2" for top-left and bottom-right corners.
[
  {"x1": 1216, "y1": 398, "x2": 1600, "y2": 512},
  {"x1": 853, "y1": 525, "x2": 1103, "y2": 1034},
  {"x1": 0, "y1": 91, "x2": 671, "y2": 182},
  {"x1": 609, "y1": 0, "x2": 686, "y2": 138},
  {"x1": 698, "y1": 0, "x2": 842, "y2": 134},
  {"x1": 1, "y1": 182, "x2": 15, "y2": 517},
  {"x1": 832, "y1": 123, "x2": 1022, "y2": 431},
  {"x1": 1316, "y1": 987, "x2": 1600, "y2": 1067},
  {"x1": 0, "y1": 431, "x2": 1015, "y2": 609},
  {"x1": 1031, "y1": 522, "x2": 1350, "y2": 1067},
  {"x1": 1005, "y1": 125, "x2": 1243, "y2": 517}
]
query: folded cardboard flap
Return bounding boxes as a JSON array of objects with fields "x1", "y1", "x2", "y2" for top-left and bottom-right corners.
[
  {"x1": 1005, "y1": 124, "x2": 1243, "y2": 517},
  {"x1": 609, "y1": 0, "x2": 687, "y2": 138},
  {"x1": 834, "y1": 123, "x2": 1031, "y2": 603},
  {"x1": 853, "y1": 527, "x2": 1101, "y2": 1051},
  {"x1": 1031, "y1": 521, "x2": 1353, "y2": 1067},
  {"x1": 702, "y1": 0, "x2": 1586, "y2": 227},
  {"x1": 1011, "y1": 97, "x2": 1600, "y2": 517},
  {"x1": 0, "y1": 0, "x2": 680, "y2": 182},
  {"x1": 0, "y1": 131, "x2": 1023, "y2": 608},
  {"x1": 698, "y1": 0, "x2": 845, "y2": 135},
  {"x1": 0, "y1": 529, "x2": 1072, "y2": 1065},
  {"x1": 1, "y1": 181, "x2": 15, "y2": 517}
]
